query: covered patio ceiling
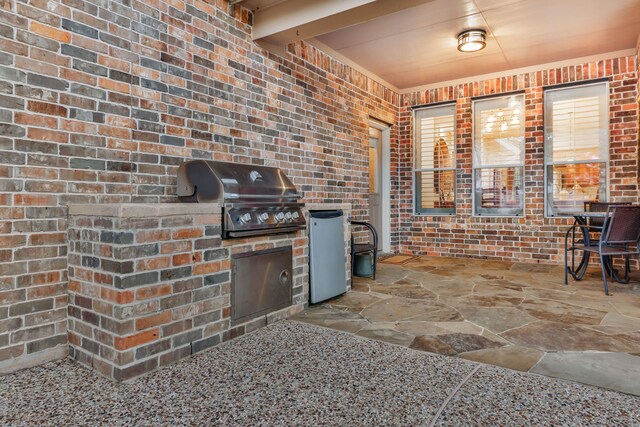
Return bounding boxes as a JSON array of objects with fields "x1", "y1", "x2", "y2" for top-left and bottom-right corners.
[{"x1": 242, "y1": 0, "x2": 640, "y2": 91}]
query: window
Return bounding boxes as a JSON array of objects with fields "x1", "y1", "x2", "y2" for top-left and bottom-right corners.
[
  {"x1": 414, "y1": 104, "x2": 456, "y2": 215},
  {"x1": 544, "y1": 82, "x2": 609, "y2": 216},
  {"x1": 473, "y1": 94, "x2": 525, "y2": 216}
]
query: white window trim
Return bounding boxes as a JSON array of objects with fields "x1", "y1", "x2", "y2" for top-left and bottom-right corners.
[
  {"x1": 412, "y1": 104, "x2": 457, "y2": 216},
  {"x1": 543, "y1": 81, "x2": 610, "y2": 218}
]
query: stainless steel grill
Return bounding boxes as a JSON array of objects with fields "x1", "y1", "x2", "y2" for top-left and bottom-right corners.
[{"x1": 177, "y1": 160, "x2": 306, "y2": 238}]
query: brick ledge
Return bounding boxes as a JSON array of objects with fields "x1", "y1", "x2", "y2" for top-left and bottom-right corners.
[{"x1": 68, "y1": 203, "x2": 221, "y2": 218}]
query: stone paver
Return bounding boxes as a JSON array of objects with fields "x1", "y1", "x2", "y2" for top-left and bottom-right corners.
[
  {"x1": 531, "y1": 352, "x2": 640, "y2": 396},
  {"x1": 294, "y1": 305, "x2": 369, "y2": 333},
  {"x1": 409, "y1": 335, "x2": 457, "y2": 356},
  {"x1": 519, "y1": 298, "x2": 608, "y2": 324},
  {"x1": 600, "y1": 311, "x2": 640, "y2": 331},
  {"x1": 447, "y1": 293, "x2": 524, "y2": 308},
  {"x1": 370, "y1": 281, "x2": 437, "y2": 300},
  {"x1": 432, "y1": 321, "x2": 484, "y2": 335},
  {"x1": 459, "y1": 345, "x2": 544, "y2": 372},
  {"x1": 414, "y1": 276, "x2": 474, "y2": 297},
  {"x1": 356, "y1": 328, "x2": 414, "y2": 347},
  {"x1": 457, "y1": 306, "x2": 537, "y2": 333},
  {"x1": 437, "y1": 333, "x2": 505, "y2": 354},
  {"x1": 325, "y1": 292, "x2": 383, "y2": 313},
  {"x1": 361, "y1": 297, "x2": 462, "y2": 322},
  {"x1": 296, "y1": 256, "x2": 640, "y2": 396},
  {"x1": 394, "y1": 321, "x2": 448, "y2": 336},
  {"x1": 500, "y1": 321, "x2": 634, "y2": 352},
  {"x1": 610, "y1": 296, "x2": 640, "y2": 318}
]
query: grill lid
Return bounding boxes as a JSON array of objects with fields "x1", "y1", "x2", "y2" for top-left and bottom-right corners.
[{"x1": 177, "y1": 160, "x2": 302, "y2": 203}]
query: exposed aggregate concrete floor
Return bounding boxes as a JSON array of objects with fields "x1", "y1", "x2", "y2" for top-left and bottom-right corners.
[{"x1": 1, "y1": 321, "x2": 639, "y2": 426}]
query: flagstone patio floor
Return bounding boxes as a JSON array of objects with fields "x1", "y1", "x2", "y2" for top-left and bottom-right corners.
[{"x1": 293, "y1": 255, "x2": 640, "y2": 396}]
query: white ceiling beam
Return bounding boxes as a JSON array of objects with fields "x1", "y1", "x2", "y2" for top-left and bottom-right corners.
[{"x1": 252, "y1": 0, "x2": 436, "y2": 47}]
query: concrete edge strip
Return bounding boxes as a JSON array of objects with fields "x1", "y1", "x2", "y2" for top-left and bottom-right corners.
[{"x1": 428, "y1": 365, "x2": 482, "y2": 427}]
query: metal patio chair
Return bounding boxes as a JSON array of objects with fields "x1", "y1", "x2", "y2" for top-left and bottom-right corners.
[
  {"x1": 565, "y1": 202, "x2": 633, "y2": 283},
  {"x1": 584, "y1": 201, "x2": 632, "y2": 231},
  {"x1": 579, "y1": 205, "x2": 640, "y2": 295},
  {"x1": 350, "y1": 221, "x2": 378, "y2": 280}
]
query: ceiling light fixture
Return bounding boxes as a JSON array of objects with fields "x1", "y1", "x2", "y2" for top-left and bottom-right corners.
[{"x1": 457, "y1": 29, "x2": 486, "y2": 52}]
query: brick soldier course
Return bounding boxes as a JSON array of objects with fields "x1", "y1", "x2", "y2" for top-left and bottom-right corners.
[{"x1": 0, "y1": 0, "x2": 638, "y2": 376}]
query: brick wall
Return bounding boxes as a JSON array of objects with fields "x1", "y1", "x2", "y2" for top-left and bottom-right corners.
[
  {"x1": 397, "y1": 55, "x2": 639, "y2": 262},
  {"x1": 0, "y1": 0, "x2": 396, "y2": 370}
]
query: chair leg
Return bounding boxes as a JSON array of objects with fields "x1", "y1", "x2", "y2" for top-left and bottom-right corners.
[
  {"x1": 351, "y1": 250, "x2": 355, "y2": 280},
  {"x1": 599, "y1": 253, "x2": 610, "y2": 296},
  {"x1": 371, "y1": 249, "x2": 377, "y2": 280},
  {"x1": 625, "y1": 256, "x2": 630, "y2": 281},
  {"x1": 564, "y1": 240, "x2": 569, "y2": 285},
  {"x1": 570, "y1": 227, "x2": 576, "y2": 278}
]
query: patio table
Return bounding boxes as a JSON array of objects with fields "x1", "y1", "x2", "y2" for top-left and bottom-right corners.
[{"x1": 564, "y1": 211, "x2": 629, "y2": 284}]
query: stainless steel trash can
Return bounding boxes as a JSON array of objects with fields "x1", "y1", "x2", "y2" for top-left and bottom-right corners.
[{"x1": 309, "y1": 210, "x2": 347, "y2": 304}]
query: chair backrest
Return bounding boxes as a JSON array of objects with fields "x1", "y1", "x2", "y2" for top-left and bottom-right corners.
[
  {"x1": 601, "y1": 205, "x2": 640, "y2": 245},
  {"x1": 350, "y1": 220, "x2": 378, "y2": 249},
  {"x1": 586, "y1": 202, "x2": 632, "y2": 228}
]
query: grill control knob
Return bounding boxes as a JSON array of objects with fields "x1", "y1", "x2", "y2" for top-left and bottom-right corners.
[
  {"x1": 284, "y1": 212, "x2": 292, "y2": 222},
  {"x1": 291, "y1": 211, "x2": 299, "y2": 220},
  {"x1": 275, "y1": 212, "x2": 285, "y2": 222},
  {"x1": 239, "y1": 213, "x2": 252, "y2": 224},
  {"x1": 258, "y1": 212, "x2": 269, "y2": 223}
]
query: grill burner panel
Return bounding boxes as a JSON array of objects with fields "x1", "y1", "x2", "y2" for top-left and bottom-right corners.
[
  {"x1": 177, "y1": 160, "x2": 306, "y2": 238},
  {"x1": 225, "y1": 204, "x2": 305, "y2": 238}
]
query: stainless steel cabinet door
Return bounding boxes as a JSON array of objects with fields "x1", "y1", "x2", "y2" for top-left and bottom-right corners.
[
  {"x1": 309, "y1": 211, "x2": 347, "y2": 304},
  {"x1": 232, "y1": 246, "x2": 292, "y2": 324}
]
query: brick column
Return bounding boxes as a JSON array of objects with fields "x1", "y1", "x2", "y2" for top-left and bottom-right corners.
[
  {"x1": 67, "y1": 203, "x2": 311, "y2": 381},
  {"x1": 67, "y1": 204, "x2": 229, "y2": 381}
]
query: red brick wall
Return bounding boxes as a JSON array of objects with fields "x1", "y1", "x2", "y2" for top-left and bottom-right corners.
[
  {"x1": 397, "y1": 56, "x2": 639, "y2": 262},
  {"x1": 0, "y1": 0, "x2": 396, "y2": 368}
]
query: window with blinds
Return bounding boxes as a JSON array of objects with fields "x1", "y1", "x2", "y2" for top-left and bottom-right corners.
[
  {"x1": 544, "y1": 82, "x2": 609, "y2": 216},
  {"x1": 414, "y1": 104, "x2": 456, "y2": 215},
  {"x1": 473, "y1": 94, "x2": 525, "y2": 216}
]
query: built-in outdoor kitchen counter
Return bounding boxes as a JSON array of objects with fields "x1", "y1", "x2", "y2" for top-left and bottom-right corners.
[{"x1": 67, "y1": 202, "x2": 350, "y2": 381}]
